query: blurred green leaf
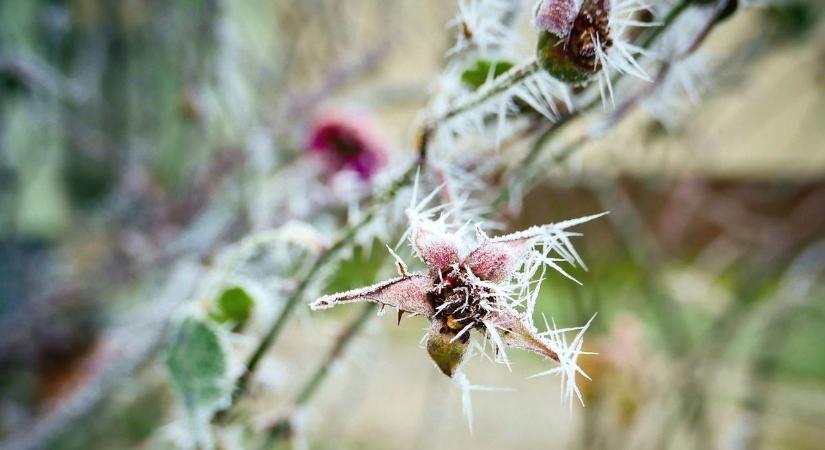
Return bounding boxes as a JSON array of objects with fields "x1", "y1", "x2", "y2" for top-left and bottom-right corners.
[
  {"x1": 210, "y1": 286, "x2": 254, "y2": 326},
  {"x1": 764, "y1": 1, "x2": 821, "y2": 41},
  {"x1": 460, "y1": 60, "x2": 514, "y2": 90},
  {"x1": 166, "y1": 319, "x2": 227, "y2": 409}
]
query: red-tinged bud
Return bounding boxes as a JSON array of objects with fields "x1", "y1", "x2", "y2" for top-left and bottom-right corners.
[
  {"x1": 535, "y1": 0, "x2": 578, "y2": 38},
  {"x1": 413, "y1": 222, "x2": 461, "y2": 275}
]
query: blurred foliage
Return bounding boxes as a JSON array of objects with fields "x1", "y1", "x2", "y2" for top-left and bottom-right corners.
[
  {"x1": 460, "y1": 59, "x2": 515, "y2": 90},
  {"x1": 209, "y1": 286, "x2": 255, "y2": 328},
  {"x1": 166, "y1": 319, "x2": 228, "y2": 412},
  {"x1": 763, "y1": 0, "x2": 821, "y2": 41},
  {"x1": 45, "y1": 381, "x2": 171, "y2": 450}
]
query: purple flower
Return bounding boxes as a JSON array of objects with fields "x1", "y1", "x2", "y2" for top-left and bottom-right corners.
[{"x1": 307, "y1": 108, "x2": 387, "y2": 181}]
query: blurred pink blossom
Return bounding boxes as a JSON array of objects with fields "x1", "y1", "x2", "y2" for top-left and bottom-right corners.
[{"x1": 306, "y1": 108, "x2": 388, "y2": 181}]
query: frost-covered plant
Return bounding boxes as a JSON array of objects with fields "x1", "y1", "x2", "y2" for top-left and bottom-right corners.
[
  {"x1": 534, "y1": 0, "x2": 654, "y2": 102},
  {"x1": 643, "y1": 52, "x2": 715, "y2": 130},
  {"x1": 151, "y1": 0, "x2": 755, "y2": 445},
  {"x1": 312, "y1": 192, "x2": 605, "y2": 407},
  {"x1": 3, "y1": 0, "x2": 782, "y2": 449}
]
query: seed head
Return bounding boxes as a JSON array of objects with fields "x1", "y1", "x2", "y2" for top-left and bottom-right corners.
[{"x1": 311, "y1": 204, "x2": 607, "y2": 408}]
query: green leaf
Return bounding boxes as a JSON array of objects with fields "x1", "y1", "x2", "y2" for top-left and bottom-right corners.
[
  {"x1": 210, "y1": 286, "x2": 254, "y2": 326},
  {"x1": 166, "y1": 319, "x2": 227, "y2": 409},
  {"x1": 460, "y1": 60, "x2": 515, "y2": 90}
]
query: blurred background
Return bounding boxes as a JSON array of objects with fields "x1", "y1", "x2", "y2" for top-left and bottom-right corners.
[{"x1": 1, "y1": 0, "x2": 824, "y2": 449}]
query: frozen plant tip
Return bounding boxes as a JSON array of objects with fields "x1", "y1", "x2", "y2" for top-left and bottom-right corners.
[
  {"x1": 534, "y1": 0, "x2": 653, "y2": 98},
  {"x1": 311, "y1": 207, "x2": 606, "y2": 406}
]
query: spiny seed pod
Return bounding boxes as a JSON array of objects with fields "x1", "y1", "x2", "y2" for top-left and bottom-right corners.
[{"x1": 536, "y1": 0, "x2": 613, "y2": 83}]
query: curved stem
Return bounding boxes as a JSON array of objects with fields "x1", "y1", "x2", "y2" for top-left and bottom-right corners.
[
  {"x1": 438, "y1": 59, "x2": 541, "y2": 123},
  {"x1": 640, "y1": 0, "x2": 691, "y2": 49},
  {"x1": 295, "y1": 303, "x2": 376, "y2": 407},
  {"x1": 494, "y1": 0, "x2": 695, "y2": 206},
  {"x1": 213, "y1": 55, "x2": 548, "y2": 423},
  {"x1": 217, "y1": 0, "x2": 699, "y2": 424},
  {"x1": 215, "y1": 164, "x2": 417, "y2": 421}
]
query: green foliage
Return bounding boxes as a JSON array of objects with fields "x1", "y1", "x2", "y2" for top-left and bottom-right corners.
[
  {"x1": 771, "y1": 309, "x2": 825, "y2": 380},
  {"x1": 210, "y1": 286, "x2": 255, "y2": 327},
  {"x1": 324, "y1": 244, "x2": 387, "y2": 293},
  {"x1": 764, "y1": 0, "x2": 821, "y2": 41},
  {"x1": 461, "y1": 59, "x2": 514, "y2": 90},
  {"x1": 166, "y1": 319, "x2": 227, "y2": 410},
  {"x1": 46, "y1": 384, "x2": 170, "y2": 450},
  {"x1": 63, "y1": 147, "x2": 118, "y2": 208}
]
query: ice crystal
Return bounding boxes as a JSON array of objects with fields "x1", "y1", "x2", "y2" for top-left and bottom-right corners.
[
  {"x1": 448, "y1": 0, "x2": 516, "y2": 57},
  {"x1": 644, "y1": 52, "x2": 715, "y2": 130},
  {"x1": 453, "y1": 370, "x2": 514, "y2": 432}
]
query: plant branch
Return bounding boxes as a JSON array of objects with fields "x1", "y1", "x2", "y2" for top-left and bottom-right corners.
[
  {"x1": 493, "y1": 0, "x2": 697, "y2": 206},
  {"x1": 213, "y1": 54, "x2": 551, "y2": 423},
  {"x1": 440, "y1": 59, "x2": 541, "y2": 123},
  {"x1": 214, "y1": 163, "x2": 417, "y2": 422}
]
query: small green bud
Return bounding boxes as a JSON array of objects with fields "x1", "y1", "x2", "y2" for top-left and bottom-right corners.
[{"x1": 426, "y1": 318, "x2": 469, "y2": 377}]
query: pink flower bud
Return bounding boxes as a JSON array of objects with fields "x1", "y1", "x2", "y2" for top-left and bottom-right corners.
[
  {"x1": 413, "y1": 222, "x2": 462, "y2": 275},
  {"x1": 534, "y1": 0, "x2": 578, "y2": 37},
  {"x1": 307, "y1": 108, "x2": 387, "y2": 180},
  {"x1": 463, "y1": 235, "x2": 535, "y2": 283}
]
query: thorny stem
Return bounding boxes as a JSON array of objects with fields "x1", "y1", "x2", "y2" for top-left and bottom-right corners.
[
  {"x1": 438, "y1": 59, "x2": 541, "y2": 123},
  {"x1": 639, "y1": 0, "x2": 691, "y2": 49},
  {"x1": 215, "y1": 163, "x2": 417, "y2": 421},
  {"x1": 218, "y1": 0, "x2": 700, "y2": 426},
  {"x1": 214, "y1": 57, "x2": 546, "y2": 423},
  {"x1": 494, "y1": 0, "x2": 695, "y2": 207},
  {"x1": 603, "y1": 0, "x2": 740, "y2": 129}
]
